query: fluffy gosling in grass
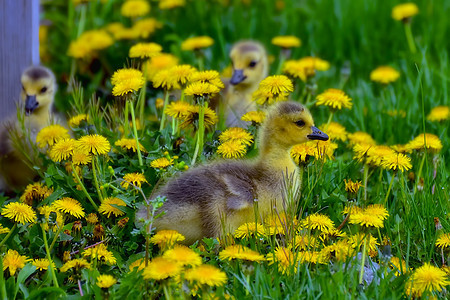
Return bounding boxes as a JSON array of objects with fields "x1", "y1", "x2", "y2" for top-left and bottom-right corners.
[
  {"x1": 0, "y1": 66, "x2": 56, "y2": 191},
  {"x1": 222, "y1": 40, "x2": 268, "y2": 127},
  {"x1": 139, "y1": 101, "x2": 328, "y2": 244}
]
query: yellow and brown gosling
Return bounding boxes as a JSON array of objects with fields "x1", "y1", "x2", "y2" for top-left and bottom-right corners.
[
  {"x1": 138, "y1": 101, "x2": 328, "y2": 244},
  {"x1": 0, "y1": 66, "x2": 56, "y2": 191}
]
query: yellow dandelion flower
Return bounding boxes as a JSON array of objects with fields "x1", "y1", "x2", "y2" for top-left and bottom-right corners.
[
  {"x1": 365, "y1": 204, "x2": 389, "y2": 220},
  {"x1": 342, "y1": 205, "x2": 363, "y2": 215},
  {"x1": 49, "y1": 138, "x2": 76, "y2": 162},
  {"x1": 252, "y1": 88, "x2": 288, "y2": 105},
  {"x1": 427, "y1": 106, "x2": 450, "y2": 122},
  {"x1": 86, "y1": 213, "x2": 98, "y2": 224},
  {"x1": 99, "y1": 197, "x2": 126, "y2": 218},
  {"x1": 185, "y1": 264, "x2": 227, "y2": 287},
  {"x1": 301, "y1": 213, "x2": 335, "y2": 232},
  {"x1": 185, "y1": 81, "x2": 221, "y2": 98},
  {"x1": 83, "y1": 243, "x2": 116, "y2": 265},
  {"x1": 234, "y1": 222, "x2": 265, "y2": 238},
  {"x1": 72, "y1": 150, "x2": 92, "y2": 165},
  {"x1": 97, "y1": 274, "x2": 117, "y2": 288},
  {"x1": 291, "y1": 234, "x2": 318, "y2": 251},
  {"x1": 38, "y1": 205, "x2": 64, "y2": 231},
  {"x1": 152, "y1": 69, "x2": 179, "y2": 90},
  {"x1": 132, "y1": 18, "x2": 162, "y2": 39},
  {"x1": 392, "y1": 2, "x2": 419, "y2": 21},
  {"x1": 36, "y1": 124, "x2": 70, "y2": 148},
  {"x1": 298, "y1": 56, "x2": 330, "y2": 71},
  {"x1": 2, "y1": 202, "x2": 36, "y2": 224},
  {"x1": 163, "y1": 245, "x2": 202, "y2": 266},
  {"x1": 180, "y1": 105, "x2": 218, "y2": 129},
  {"x1": 241, "y1": 110, "x2": 265, "y2": 124},
  {"x1": 159, "y1": 0, "x2": 185, "y2": 9},
  {"x1": 352, "y1": 143, "x2": 374, "y2": 163},
  {"x1": 121, "y1": 172, "x2": 148, "y2": 189},
  {"x1": 290, "y1": 143, "x2": 316, "y2": 163},
  {"x1": 259, "y1": 75, "x2": 294, "y2": 95},
  {"x1": 405, "y1": 133, "x2": 443, "y2": 153},
  {"x1": 349, "y1": 211, "x2": 384, "y2": 228},
  {"x1": 409, "y1": 263, "x2": 450, "y2": 297},
  {"x1": 380, "y1": 153, "x2": 412, "y2": 172},
  {"x1": 189, "y1": 70, "x2": 224, "y2": 89},
  {"x1": 219, "y1": 245, "x2": 265, "y2": 262},
  {"x1": 111, "y1": 68, "x2": 145, "y2": 96},
  {"x1": 165, "y1": 101, "x2": 193, "y2": 119},
  {"x1": 78, "y1": 30, "x2": 113, "y2": 51},
  {"x1": 344, "y1": 179, "x2": 363, "y2": 194},
  {"x1": 120, "y1": 0, "x2": 150, "y2": 18},
  {"x1": 2, "y1": 250, "x2": 29, "y2": 276},
  {"x1": 0, "y1": 224, "x2": 10, "y2": 235},
  {"x1": 76, "y1": 134, "x2": 111, "y2": 156},
  {"x1": 219, "y1": 127, "x2": 254, "y2": 146},
  {"x1": 60, "y1": 258, "x2": 91, "y2": 272},
  {"x1": 68, "y1": 114, "x2": 89, "y2": 127},
  {"x1": 266, "y1": 247, "x2": 297, "y2": 275},
  {"x1": 32, "y1": 258, "x2": 50, "y2": 271},
  {"x1": 115, "y1": 138, "x2": 146, "y2": 153},
  {"x1": 436, "y1": 233, "x2": 450, "y2": 248},
  {"x1": 316, "y1": 88, "x2": 352, "y2": 110},
  {"x1": 323, "y1": 240, "x2": 352, "y2": 262},
  {"x1": 150, "y1": 157, "x2": 173, "y2": 169},
  {"x1": 307, "y1": 139, "x2": 338, "y2": 162},
  {"x1": 168, "y1": 64, "x2": 197, "y2": 86},
  {"x1": 129, "y1": 42, "x2": 162, "y2": 58},
  {"x1": 264, "y1": 213, "x2": 298, "y2": 236},
  {"x1": 390, "y1": 256, "x2": 407, "y2": 276},
  {"x1": 366, "y1": 145, "x2": 396, "y2": 166},
  {"x1": 350, "y1": 233, "x2": 379, "y2": 257},
  {"x1": 347, "y1": 131, "x2": 377, "y2": 146},
  {"x1": 370, "y1": 66, "x2": 400, "y2": 84},
  {"x1": 217, "y1": 140, "x2": 247, "y2": 159},
  {"x1": 143, "y1": 53, "x2": 178, "y2": 81},
  {"x1": 20, "y1": 182, "x2": 53, "y2": 205},
  {"x1": 319, "y1": 122, "x2": 347, "y2": 141},
  {"x1": 271, "y1": 35, "x2": 301, "y2": 48},
  {"x1": 143, "y1": 257, "x2": 182, "y2": 280},
  {"x1": 129, "y1": 258, "x2": 146, "y2": 271},
  {"x1": 150, "y1": 230, "x2": 185, "y2": 249},
  {"x1": 52, "y1": 197, "x2": 85, "y2": 218},
  {"x1": 181, "y1": 36, "x2": 214, "y2": 51}
]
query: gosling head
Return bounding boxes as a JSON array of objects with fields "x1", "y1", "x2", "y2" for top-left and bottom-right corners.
[
  {"x1": 20, "y1": 66, "x2": 56, "y2": 115},
  {"x1": 229, "y1": 41, "x2": 268, "y2": 87},
  {"x1": 260, "y1": 101, "x2": 329, "y2": 150}
]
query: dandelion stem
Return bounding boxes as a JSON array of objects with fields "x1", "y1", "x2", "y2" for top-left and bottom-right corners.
[
  {"x1": 359, "y1": 233, "x2": 367, "y2": 285},
  {"x1": 41, "y1": 225, "x2": 59, "y2": 288},
  {"x1": 92, "y1": 159, "x2": 104, "y2": 203},
  {"x1": 403, "y1": 23, "x2": 417, "y2": 54},
  {"x1": 0, "y1": 223, "x2": 16, "y2": 249},
  {"x1": 129, "y1": 100, "x2": 144, "y2": 168},
  {"x1": 326, "y1": 110, "x2": 334, "y2": 127},
  {"x1": 414, "y1": 151, "x2": 426, "y2": 193},
  {"x1": 363, "y1": 164, "x2": 369, "y2": 202},
  {"x1": 191, "y1": 98, "x2": 206, "y2": 165},
  {"x1": 139, "y1": 71, "x2": 147, "y2": 124},
  {"x1": 71, "y1": 162, "x2": 99, "y2": 210},
  {"x1": 123, "y1": 97, "x2": 130, "y2": 137},
  {"x1": 383, "y1": 171, "x2": 396, "y2": 206},
  {"x1": 159, "y1": 90, "x2": 170, "y2": 131},
  {"x1": 48, "y1": 222, "x2": 65, "y2": 253}
]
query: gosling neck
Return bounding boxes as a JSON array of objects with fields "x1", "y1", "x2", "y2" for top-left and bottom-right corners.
[{"x1": 257, "y1": 139, "x2": 298, "y2": 175}]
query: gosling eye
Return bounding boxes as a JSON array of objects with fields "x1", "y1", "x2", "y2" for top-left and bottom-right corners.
[
  {"x1": 40, "y1": 86, "x2": 47, "y2": 94},
  {"x1": 248, "y1": 61, "x2": 257, "y2": 68},
  {"x1": 295, "y1": 120, "x2": 305, "y2": 127}
]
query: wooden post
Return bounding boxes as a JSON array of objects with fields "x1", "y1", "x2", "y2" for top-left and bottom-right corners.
[{"x1": 0, "y1": 0, "x2": 40, "y2": 121}]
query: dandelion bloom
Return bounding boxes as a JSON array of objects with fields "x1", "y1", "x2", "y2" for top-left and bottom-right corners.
[
  {"x1": 142, "y1": 257, "x2": 182, "y2": 280},
  {"x1": 344, "y1": 179, "x2": 363, "y2": 194},
  {"x1": 380, "y1": 153, "x2": 412, "y2": 172},
  {"x1": 150, "y1": 157, "x2": 173, "y2": 169},
  {"x1": 290, "y1": 143, "x2": 316, "y2": 163},
  {"x1": 405, "y1": 133, "x2": 443, "y2": 153},
  {"x1": 180, "y1": 105, "x2": 218, "y2": 129},
  {"x1": 271, "y1": 35, "x2": 301, "y2": 48},
  {"x1": 219, "y1": 245, "x2": 265, "y2": 262},
  {"x1": 129, "y1": 258, "x2": 146, "y2": 271},
  {"x1": 350, "y1": 233, "x2": 379, "y2": 257},
  {"x1": 72, "y1": 150, "x2": 92, "y2": 165},
  {"x1": 152, "y1": 69, "x2": 179, "y2": 90},
  {"x1": 2, "y1": 250, "x2": 29, "y2": 276},
  {"x1": 0, "y1": 224, "x2": 10, "y2": 235},
  {"x1": 406, "y1": 263, "x2": 450, "y2": 297},
  {"x1": 76, "y1": 134, "x2": 111, "y2": 156},
  {"x1": 168, "y1": 64, "x2": 197, "y2": 86},
  {"x1": 283, "y1": 57, "x2": 329, "y2": 82},
  {"x1": 319, "y1": 122, "x2": 347, "y2": 141},
  {"x1": 366, "y1": 145, "x2": 396, "y2": 167},
  {"x1": 258, "y1": 75, "x2": 294, "y2": 95},
  {"x1": 120, "y1": 0, "x2": 150, "y2": 18},
  {"x1": 164, "y1": 101, "x2": 192, "y2": 119},
  {"x1": 49, "y1": 138, "x2": 76, "y2": 162},
  {"x1": 392, "y1": 3, "x2": 419, "y2": 21},
  {"x1": 121, "y1": 173, "x2": 148, "y2": 189},
  {"x1": 234, "y1": 222, "x2": 265, "y2": 238},
  {"x1": 189, "y1": 70, "x2": 224, "y2": 89},
  {"x1": 390, "y1": 256, "x2": 407, "y2": 276},
  {"x1": 301, "y1": 213, "x2": 335, "y2": 232},
  {"x1": 252, "y1": 88, "x2": 288, "y2": 105},
  {"x1": 111, "y1": 68, "x2": 145, "y2": 96},
  {"x1": 129, "y1": 42, "x2": 162, "y2": 58},
  {"x1": 347, "y1": 131, "x2": 376, "y2": 146},
  {"x1": 68, "y1": 114, "x2": 89, "y2": 127},
  {"x1": 163, "y1": 245, "x2": 202, "y2": 266},
  {"x1": 83, "y1": 243, "x2": 116, "y2": 265},
  {"x1": 241, "y1": 111, "x2": 265, "y2": 124},
  {"x1": 217, "y1": 140, "x2": 247, "y2": 159},
  {"x1": 185, "y1": 265, "x2": 227, "y2": 287},
  {"x1": 436, "y1": 233, "x2": 450, "y2": 248},
  {"x1": 36, "y1": 124, "x2": 70, "y2": 148},
  {"x1": 219, "y1": 127, "x2": 254, "y2": 146},
  {"x1": 159, "y1": 0, "x2": 185, "y2": 9},
  {"x1": 20, "y1": 182, "x2": 53, "y2": 205},
  {"x1": 99, "y1": 197, "x2": 127, "y2": 218},
  {"x1": 184, "y1": 82, "x2": 221, "y2": 98},
  {"x1": 427, "y1": 106, "x2": 450, "y2": 122},
  {"x1": 2, "y1": 202, "x2": 36, "y2": 224},
  {"x1": 316, "y1": 88, "x2": 352, "y2": 110},
  {"x1": 291, "y1": 234, "x2": 318, "y2": 251},
  {"x1": 181, "y1": 36, "x2": 214, "y2": 51},
  {"x1": 365, "y1": 204, "x2": 389, "y2": 220},
  {"x1": 115, "y1": 138, "x2": 146, "y2": 153},
  {"x1": 67, "y1": 30, "x2": 113, "y2": 58},
  {"x1": 370, "y1": 66, "x2": 400, "y2": 84},
  {"x1": 97, "y1": 274, "x2": 117, "y2": 288},
  {"x1": 307, "y1": 140, "x2": 338, "y2": 162},
  {"x1": 322, "y1": 240, "x2": 352, "y2": 262},
  {"x1": 86, "y1": 213, "x2": 99, "y2": 224},
  {"x1": 349, "y1": 211, "x2": 385, "y2": 228},
  {"x1": 266, "y1": 247, "x2": 297, "y2": 274},
  {"x1": 143, "y1": 53, "x2": 178, "y2": 81},
  {"x1": 32, "y1": 258, "x2": 50, "y2": 271},
  {"x1": 132, "y1": 18, "x2": 162, "y2": 39},
  {"x1": 264, "y1": 213, "x2": 298, "y2": 236},
  {"x1": 52, "y1": 197, "x2": 85, "y2": 218},
  {"x1": 60, "y1": 258, "x2": 91, "y2": 272},
  {"x1": 150, "y1": 230, "x2": 185, "y2": 249}
]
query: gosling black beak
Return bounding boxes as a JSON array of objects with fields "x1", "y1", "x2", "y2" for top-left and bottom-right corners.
[
  {"x1": 25, "y1": 95, "x2": 39, "y2": 115},
  {"x1": 230, "y1": 69, "x2": 246, "y2": 85},
  {"x1": 307, "y1": 126, "x2": 329, "y2": 141}
]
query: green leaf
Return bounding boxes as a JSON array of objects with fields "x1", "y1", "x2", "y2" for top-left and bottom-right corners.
[{"x1": 28, "y1": 287, "x2": 66, "y2": 300}]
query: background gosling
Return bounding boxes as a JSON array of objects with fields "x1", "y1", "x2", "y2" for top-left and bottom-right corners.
[
  {"x1": 0, "y1": 66, "x2": 57, "y2": 191},
  {"x1": 139, "y1": 101, "x2": 328, "y2": 244}
]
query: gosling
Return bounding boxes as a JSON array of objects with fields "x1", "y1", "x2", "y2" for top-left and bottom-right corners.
[
  {"x1": 0, "y1": 66, "x2": 57, "y2": 191},
  {"x1": 140, "y1": 101, "x2": 328, "y2": 244},
  {"x1": 222, "y1": 40, "x2": 268, "y2": 127}
]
